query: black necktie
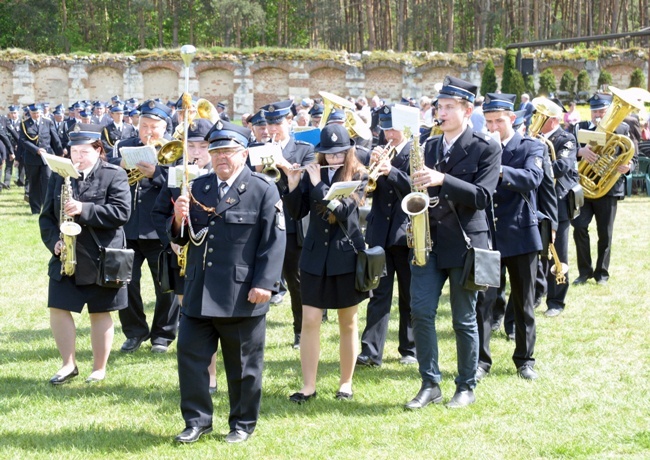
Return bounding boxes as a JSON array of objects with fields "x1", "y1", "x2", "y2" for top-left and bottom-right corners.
[{"x1": 218, "y1": 182, "x2": 227, "y2": 200}]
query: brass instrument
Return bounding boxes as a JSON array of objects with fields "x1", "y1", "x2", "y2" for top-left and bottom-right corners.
[
  {"x1": 400, "y1": 127, "x2": 434, "y2": 267},
  {"x1": 319, "y1": 91, "x2": 372, "y2": 140},
  {"x1": 548, "y1": 243, "x2": 568, "y2": 285},
  {"x1": 171, "y1": 98, "x2": 221, "y2": 140},
  {"x1": 577, "y1": 86, "x2": 643, "y2": 199},
  {"x1": 427, "y1": 119, "x2": 444, "y2": 139},
  {"x1": 366, "y1": 140, "x2": 395, "y2": 193},
  {"x1": 127, "y1": 138, "x2": 183, "y2": 186},
  {"x1": 261, "y1": 155, "x2": 281, "y2": 182},
  {"x1": 59, "y1": 176, "x2": 82, "y2": 276}
]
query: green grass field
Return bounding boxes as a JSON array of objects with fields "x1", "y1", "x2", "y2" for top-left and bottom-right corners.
[{"x1": 1, "y1": 183, "x2": 649, "y2": 459}]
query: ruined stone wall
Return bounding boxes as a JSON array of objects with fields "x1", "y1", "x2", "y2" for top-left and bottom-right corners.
[{"x1": 0, "y1": 51, "x2": 646, "y2": 118}]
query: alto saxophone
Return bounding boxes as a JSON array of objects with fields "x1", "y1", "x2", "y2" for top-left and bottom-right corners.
[
  {"x1": 59, "y1": 176, "x2": 82, "y2": 276},
  {"x1": 401, "y1": 127, "x2": 433, "y2": 267}
]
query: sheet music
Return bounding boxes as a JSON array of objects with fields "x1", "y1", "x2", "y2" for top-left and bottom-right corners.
[
  {"x1": 392, "y1": 104, "x2": 421, "y2": 134},
  {"x1": 323, "y1": 180, "x2": 362, "y2": 201},
  {"x1": 248, "y1": 143, "x2": 283, "y2": 167},
  {"x1": 167, "y1": 165, "x2": 208, "y2": 188},
  {"x1": 41, "y1": 152, "x2": 79, "y2": 178},
  {"x1": 120, "y1": 145, "x2": 158, "y2": 169}
]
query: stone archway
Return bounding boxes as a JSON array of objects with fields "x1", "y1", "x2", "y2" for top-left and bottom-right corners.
[
  {"x1": 364, "y1": 67, "x2": 402, "y2": 102},
  {"x1": 88, "y1": 66, "x2": 124, "y2": 102},
  {"x1": 252, "y1": 67, "x2": 289, "y2": 111},
  {"x1": 0, "y1": 66, "x2": 13, "y2": 110}
]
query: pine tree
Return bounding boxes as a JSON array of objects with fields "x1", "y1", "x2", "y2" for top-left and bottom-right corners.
[
  {"x1": 538, "y1": 69, "x2": 557, "y2": 96},
  {"x1": 500, "y1": 50, "x2": 517, "y2": 94},
  {"x1": 576, "y1": 70, "x2": 590, "y2": 95},
  {"x1": 481, "y1": 59, "x2": 498, "y2": 96},
  {"x1": 525, "y1": 74, "x2": 536, "y2": 96},
  {"x1": 559, "y1": 71, "x2": 576, "y2": 98},
  {"x1": 597, "y1": 70, "x2": 613, "y2": 90}
]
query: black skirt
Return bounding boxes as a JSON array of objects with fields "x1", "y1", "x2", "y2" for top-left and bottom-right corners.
[
  {"x1": 300, "y1": 271, "x2": 368, "y2": 309},
  {"x1": 48, "y1": 275, "x2": 128, "y2": 314}
]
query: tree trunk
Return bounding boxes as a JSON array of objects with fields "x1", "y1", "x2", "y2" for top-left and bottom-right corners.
[
  {"x1": 446, "y1": 0, "x2": 454, "y2": 53},
  {"x1": 365, "y1": 0, "x2": 376, "y2": 50}
]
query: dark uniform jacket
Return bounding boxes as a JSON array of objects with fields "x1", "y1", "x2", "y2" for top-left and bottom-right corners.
[
  {"x1": 365, "y1": 140, "x2": 412, "y2": 248},
  {"x1": 39, "y1": 160, "x2": 131, "y2": 285},
  {"x1": 575, "y1": 121, "x2": 635, "y2": 198},
  {"x1": 423, "y1": 128, "x2": 501, "y2": 269},
  {"x1": 168, "y1": 168, "x2": 286, "y2": 318},
  {"x1": 284, "y1": 168, "x2": 368, "y2": 277},
  {"x1": 110, "y1": 136, "x2": 172, "y2": 240},
  {"x1": 102, "y1": 122, "x2": 138, "y2": 154},
  {"x1": 534, "y1": 139, "x2": 559, "y2": 231},
  {"x1": 0, "y1": 124, "x2": 13, "y2": 162},
  {"x1": 18, "y1": 117, "x2": 64, "y2": 165},
  {"x1": 491, "y1": 132, "x2": 544, "y2": 258},
  {"x1": 276, "y1": 138, "x2": 315, "y2": 233},
  {"x1": 546, "y1": 127, "x2": 578, "y2": 221}
]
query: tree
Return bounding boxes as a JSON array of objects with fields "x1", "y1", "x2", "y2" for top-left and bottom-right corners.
[
  {"x1": 480, "y1": 59, "x2": 498, "y2": 96},
  {"x1": 538, "y1": 69, "x2": 557, "y2": 96},
  {"x1": 598, "y1": 70, "x2": 613, "y2": 90},
  {"x1": 576, "y1": 70, "x2": 591, "y2": 94},
  {"x1": 629, "y1": 68, "x2": 646, "y2": 89},
  {"x1": 559, "y1": 71, "x2": 576, "y2": 98},
  {"x1": 525, "y1": 75, "x2": 536, "y2": 96},
  {"x1": 500, "y1": 50, "x2": 517, "y2": 94},
  {"x1": 510, "y1": 70, "x2": 527, "y2": 106}
]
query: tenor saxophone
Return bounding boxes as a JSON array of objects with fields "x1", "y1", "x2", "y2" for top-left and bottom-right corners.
[
  {"x1": 400, "y1": 127, "x2": 433, "y2": 267},
  {"x1": 59, "y1": 176, "x2": 82, "y2": 276}
]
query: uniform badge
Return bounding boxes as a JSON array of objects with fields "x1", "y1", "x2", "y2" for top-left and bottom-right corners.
[
  {"x1": 565, "y1": 141, "x2": 575, "y2": 150},
  {"x1": 239, "y1": 183, "x2": 246, "y2": 192},
  {"x1": 215, "y1": 121, "x2": 223, "y2": 131},
  {"x1": 225, "y1": 197, "x2": 236, "y2": 204},
  {"x1": 148, "y1": 101, "x2": 156, "y2": 109},
  {"x1": 383, "y1": 106, "x2": 390, "y2": 114},
  {"x1": 275, "y1": 200, "x2": 285, "y2": 230},
  {"x1": 268, "y1": 105, "x2": 275, "y2": 113},
  {"x1": 190, "y1": 121, "x2": 197, "y2": 131},
  {"x1": 484, "y1": 95, "x2": 491, "y2": 104},
  {"x1": 274, "y1": 199, "x2": 283, "y2": 212},
  {"x1": 560, "y1": 149, "x2": 570, "y2": 158},
  {"x1": 331, "y1": 132, "x2": 338, "y2": 142},
  {"x1": 204, "y1": 183, "x2": 211, "y2": 192},
  {"x1": 535, "y1": 157, "x2": 543, "y2": 169},
  {"x1": 443, "y1": 76, "x2": 451, "y2": 86}
]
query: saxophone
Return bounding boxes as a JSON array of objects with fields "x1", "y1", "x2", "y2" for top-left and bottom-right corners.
[
  {"x1": 400, "y1": 127, "x2": 433, "y2": 267},
  {"x1": 59, "y1": 176, "x2": 82, "y2": 276}
]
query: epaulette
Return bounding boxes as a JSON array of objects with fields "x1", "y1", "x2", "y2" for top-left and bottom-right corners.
[
  {"x1": 473, "y1": 131, "x2": 492, "y2": 144},
  {"x1": 251, "y1": 171, "x2": 274, "y2": 184},
  {"x1": 101, "y1": 161, "x2": 120, "y2": 171}
]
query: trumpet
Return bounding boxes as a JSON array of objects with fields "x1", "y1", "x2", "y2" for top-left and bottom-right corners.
[
  {"x1": 260, "y1": 134, "x2": 282, "y2": 182},
  {"x1": 366, "y1": 140, "x2": 395, "y2": 193},
  {"x1": 548, "y1": 243, "x2": 568, "y2": 285}
]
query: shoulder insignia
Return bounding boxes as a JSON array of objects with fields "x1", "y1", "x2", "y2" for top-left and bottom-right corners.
[
  {"x1": 559, "y1": 149, "x2": 570, "y2": 158},
  {"x1": 535, "y1": 156, "x2": 543, "y2": 170},
  {"x1": 275, "y1": 199, "x2": 285, "y2": 230},
  {"x1": 295, "y1": 140, "x2": 311, "y2": 146},
  {"x1": 239, "y1": 182, "x2": 247, "y2": 192},
  {"x1": 565, "y1": 140, "x2": 575, "y2": 150}
]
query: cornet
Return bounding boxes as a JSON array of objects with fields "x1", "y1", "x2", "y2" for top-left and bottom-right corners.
[{"x1": 366, "y1": 140, "x2": 395, "y2": 193}]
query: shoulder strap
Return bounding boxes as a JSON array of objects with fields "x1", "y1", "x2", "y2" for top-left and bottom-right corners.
[
  {"x1": 88, "y1": 226, "x2": 126, "y2": 250},
  {"x1": 448, "y1": 200, "x2": 495, "y2": 251}
]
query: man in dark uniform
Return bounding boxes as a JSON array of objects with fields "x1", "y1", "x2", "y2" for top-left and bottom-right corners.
[
  {"x1": 572, "y1": 93, "x2": 635, "y2": 286},
  {"x1": 308, "y1": 103, "x2": 324, "y2": 127},
  {"x1": 18, "y1": 103, "x2": 64, "y2": 214},
  {"x1": 2, "y1": 106, "x2": 24, "y2": 188},
  {"x1": 533, "y1": 97, "x2": 579, "y2": 316},
  {"x1": 477, "y1": 93, "x2": 544, "y2": 382},
  {"x1": 170, "y1": 121, "x2": 285, "y2": 444},
  {"x1": 405, "y1": 77, "x2": 500, "y2": 410},
  {"x1": 263, "y1": 99, "x2": 315, "y2": 348},
  {"x1": 357, "y1": 106, "x2": 416, "y2": 367},
  {"x1": 109, "y1": 100, "x2": 179, "y2": 354},
  {"x1": 91, "y1": 101, "x2": 111, "y2": 126},
  {"x1": 0, "y1": 108, "x2": 16, "y2": 190},
  {"x1": 216, "y1": 102, "x2": 230, "y2": 122},
  {"x1": 52, "y1": 105, "x2": 69, "y2": 153},
  {"x1": 247, "y1": 110, "x2": 270, "y2": 144},
  {"x1": 101, "y1": 104, "x2": 137, "y2": 155}
]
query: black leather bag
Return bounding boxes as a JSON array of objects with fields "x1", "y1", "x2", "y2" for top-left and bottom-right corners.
[
  {"x1": 567, "y1": 183, "x2": 584, "y2": 220},
  {"x1": 355, "y1": 246, "x2": 386, "y2": 292},
  {"x1": 461, "y1": 247, "x2": 501, "y2": 292},
  {"x1": 157, "y1": 248, "x2": 175, "y2": 293},
  {"x1": 89, "y1": 228, "x2": 134, "y2": 289}
]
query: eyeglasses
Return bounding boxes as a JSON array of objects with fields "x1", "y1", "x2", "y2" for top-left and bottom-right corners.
[
  {"x1": 327, "y1": 152, "x2": 346, "y2": 158},
  {"x1": 209, "y1": 148, "x2": 243, "y2": 157}
]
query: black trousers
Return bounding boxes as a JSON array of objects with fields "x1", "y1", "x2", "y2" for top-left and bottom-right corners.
[
  {"x1": 571, "y1": 196, "x2": 618, "y2": 281},
  {"x1": 119, "y1": 238, "x2": 178, "y2": 344},
  {"x1": 476, "y1": 285, "x2": 498, "y2": 371},
  {"x1": 178, "y1": 314, "x2": 266, "y2": 434},
  {"x1": 25, "y1": 163, "x2": 50, "y2": 214},
  {"x1": 360, "y1": 245, "x2": 415, "y2": 363},
  {"x1": 490, "y1": 265, "x2": 509, "y2": 332},
  {"x1": 283, "y1": 232, "x2": 302, "y2": 335}
]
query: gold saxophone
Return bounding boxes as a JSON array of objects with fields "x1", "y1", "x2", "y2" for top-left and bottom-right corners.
[
  {"x1": 400, "y1": 127, "x2": 433, "y2": 267},
  {"x1": 577, "y1": 86, "x2": 642, "y2": 199},
  {"x1": 366, "y1": 140, "x2": 395, "y2": 193},
  {"x1": 59, "y1": 176, "x2": 82, "y2": 276}
]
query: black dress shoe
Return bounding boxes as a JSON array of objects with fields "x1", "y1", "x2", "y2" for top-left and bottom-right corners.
[
  {"x1": 225, "y1": 429, "x2": 251, "y2": 443},
  {"x1": 405, "y1": 381, "x2": 442, "y2": 410},
  {"x1": 49, "y1": 366, "x2": 79, "y2": 385},
  {"x1": 475, "y1": 366, "x2": 489, "y2": 382},
  {"x1": 446, "y1": 388, "x2": 475, "y2": 408},
  {"x1": 15, "y1": 180, "x2": 25, "y2": 187},
  {"x1": 174, "y1": 425, "x2": 213, "y2": 443},
  {"x1": 572, "y1": 275, "x2": 591, "y2": 285},
  {"x1": 292, "y1": 334, "x2": 301, "y2": 349},
  {"x1": 356, "y1": 354, "x2": 380, "y2": 367},
  {"x1": 335, "y1": 391, "x2": 353, "y2": 400},
  {"x1": 517, "y1": 365, "x2": 538, "y2": 380},
  {"x1": 289, "y1": 391, "x2": 317, "y2": 404},
  {"x1": 120, "y1": 335, "x2": 149, "y2": 353}
]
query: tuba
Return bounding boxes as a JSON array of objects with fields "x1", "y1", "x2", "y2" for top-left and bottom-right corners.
[
  {"x1": 400, "y1": 127, "x2": 434, "y2": 267},
  {"x1": 319, "y1": 91, "x2": 371, "y2": 140},
  {"x1": 59, "y1": 176, "x2": 82, "y2": 276},
  {"x1": 577, "y1": 86, "x2": 643, "y2": 199},
  {"x1": 366, "y1": 140, "x2": 395, "y2": 193}
]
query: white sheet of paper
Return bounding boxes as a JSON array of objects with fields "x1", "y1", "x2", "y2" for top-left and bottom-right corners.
[
  {"x1": 42, "y1": 152, "x2": 79, "y2": 178},
  {"x1": 120, "y1": 145, "x2": 157, "y2": 169},
  {"x1": 392, "y1": 104, "x2": 421, "y2": 134},
  {"x1": 248, "y1": 143, "x2": 283, "y2": 167},
  {"x1": 167, "y1": 165, "x2": 207, "y2": 188},
  {"x1": 323, "y1": 180, "x2": 362, "y2": 201}
]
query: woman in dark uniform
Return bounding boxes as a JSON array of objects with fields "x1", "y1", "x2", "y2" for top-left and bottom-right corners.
[
  {"x1": 283, "y1": 124, "x2": 368, "y2": 402},
  {"x1": 39, "y1": 127, "x2": 131, "y2": 384}
]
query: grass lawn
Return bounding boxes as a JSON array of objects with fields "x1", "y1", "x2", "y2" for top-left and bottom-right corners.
[{"x1": 0, "y1": 183, "x2": 649, "y2": 459}]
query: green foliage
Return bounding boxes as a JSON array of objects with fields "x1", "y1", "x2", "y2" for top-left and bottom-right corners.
[
  {"x1": 629, "y1": 68, "x2": 646, "y2": 89},
  {"x1": 525, "y1": 74, "x2": 536, "y2": 96},
  {"x1": 500, "y1": 49, "x2": 517, "y2": 94},
  {"x1": 480, "y1": 59, "x2": 498, "y2": 96},
  {"x1": 577, "y1": 70, "x2": 591, "y2": 94},
  {"x1": 598, "y1": 70, "x2": 613, "y2": 89},
  {"x1": 559, "y1": 71, "x2": 576, "y2": 97},
  {"x1": 510, "y1": 70, "x2": 527, "y2": 106},
  {"x1": 538, "y1": 68, "x2": 557, "y2": 96}
]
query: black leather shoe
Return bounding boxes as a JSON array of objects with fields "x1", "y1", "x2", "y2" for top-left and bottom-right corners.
[
  {"x1": 405, "y1": 381, "x2": 442, "y2": 410},
  {"x1": 533, "y1": 297, "x2": 542, "y2": 309},
  {"x1": 289, "y1": 391, "x2": 317, "y2": 404},
  {"x1": 356, "y1": 354, "x2": 380, "y2": 367},
  {"x1": 270, "y1": 293, "x2": 284, "y2": 305},
  {"x1": 517, "y1": 365, "x2": 538, "y2": 380},
  {"x1": 174, "y1": 425, "x2": 213, "y2": 443},
  {"x1": 544, "y1": 308, "x2": 562, "y2": 317},
  {"x1": 225, "y1": 429, "x2": 251, "y2": 443},
  {"x1": 49, "y1": 366, "x2": 79, "y2": 385},
  {"x1": 292, "y1": 334, "x2": 301, "y2": 349},
  {"x1": 335, "y1": 391, "x2": 353, "y2": 400},
  {"x1": 120, "y1": 335, "x2": 149, "y2": 353},
  {"x1": 446, "y1": 388, "x2": 475, "y2": 408},
  {"x1": 475, "y1": 366, "x2": 489, "y2": 382},
  {"x1": 572, "y1": 275, "x2": 591, "y2": 285}
]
